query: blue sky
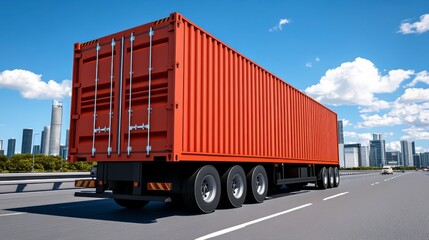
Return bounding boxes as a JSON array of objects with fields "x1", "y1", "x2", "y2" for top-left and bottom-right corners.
[{"x1": 1, "y1": 0, "x2": 429, "y2": 154}]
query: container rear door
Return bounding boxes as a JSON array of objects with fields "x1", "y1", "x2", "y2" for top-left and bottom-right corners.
[{"x1": 70, "y1": 22, "x2": 172, "y2": 162}]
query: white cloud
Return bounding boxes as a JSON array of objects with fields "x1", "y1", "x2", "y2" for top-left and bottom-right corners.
[
  {"x1": 269, "y1": 18, "x2": 290, "y2": 32},
  {"x1": 305, "y1": 57, "x2": 413, "y2": 110},
  {"x1": 340, "y1": 118, "x2": 351, "y2": 127},
  {"x1": 401, "y1": 126, "x2": 429, "y2": 140},
  {"x1": 343, "y1": 131, "x2": 372, "y2": 145},
  {"x1": 357, "y1": 100, "x2": 429, "y2": 129},
  {"x1": 306, "y1": 57, "x2": 320, "y2": 68},
  {"x1": 406, "y1": 71, "x2": 429, "y2": 87},
  {"x1": 386, "y1": 141, "x2": 401, "y2": 151},
  {"x1": 399, "y1": 13, "x2": 429, "y2": 34},
  {"x1": 357, "y1": 114, "x2": 402, "y2": 128},
  {"x1": 0, "y1": 69, "x2": 71, "y2": 100},
  {"x1": 399, "y1": 88, "x2": 429, "y2": 102}
]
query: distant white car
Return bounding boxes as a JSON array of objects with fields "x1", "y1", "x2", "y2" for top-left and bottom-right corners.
[{"x1": 381, "y1": 166, "x2": 393, "y2": 175}]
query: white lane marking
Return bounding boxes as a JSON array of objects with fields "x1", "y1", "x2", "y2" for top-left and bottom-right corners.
[
  {"x1": 0, "y1": 212, "x2": 27, "y2": 217},
  {"x1": 195, "y1": 203, "x2": 313, "y2": 240},
  {"x1": 323, "y1": 192, "x2": 349, "y2": 201}
]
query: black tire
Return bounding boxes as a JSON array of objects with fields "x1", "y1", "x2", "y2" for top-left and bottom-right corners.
[
  {"x1": 328, "y1": 167, "x2": 335, "y2": 188},
  {"x1": 333, "y1": 167, "x2": 340, "y2": 188},
  {"x1": 113, "y1": 199, "x2": 149, "y2": 209},
  {"x1": 182, "y1": 165, "x2": 221, "y2": 213},
  {"x1": 246, "y1": 165, "x2": 268, "y2": 203},
  {"x1": 317, "y1": 167, "x2": 328, "y2": 189},
  {"x1": 220, "y1": 165, "x2": 247, "y2": 208}
]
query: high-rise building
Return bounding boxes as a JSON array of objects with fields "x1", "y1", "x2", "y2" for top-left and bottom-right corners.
[
  {"x1": 49, "y1": 100, "x2": 63, "y2": 156},
  {"x1": 413, "y1": 154, "x2": 421, "y2": 168},
  {"x1": 60, "y1": 145, "x2": 67, "y2": 159},
  {"x1": 64, "y1": 129, "x2": 69, "y2": 160},
  {"x1": 386, "y1": 151, "x2": 400, "y2": 165},
  {"x1": 41, "y1": 126, "x2": 50, "y2": 155},
  {"x1": 0, "y1": 140, "x2": 3, "y2": 156},
  {"x1": 33, "y1": 145, "x2": 41, "y2": 155},
  {"x1": 369, "y1": 134, "x2": 386, "y2": 167},
  {"x1": 65, "y1": 129, "x2": 69, "y2": 148},
  {"x1": 344, "y1": 143, "x2": 361, "y2": 168},
  {"x1": 373, "y1": 133, "x2": 382, "y2": 141},
  {"x1": 360, "y1": 146, "x2": 370, "y2": 167},
  {"x1": 21, "y1": 128, "x2": 33, "y2": 154},
  {"x1": 400, "y1": 140, "x2": 414, "y2": 166},
  {"x1": 7, "y1": 138, "x2": 16, "y2": 158},
  {"x1": 420, "y1": 152, "x2": 429, "y2": 167},
  {"x1": 338, "y1": 121, "x2": 344, "y2": 144}
]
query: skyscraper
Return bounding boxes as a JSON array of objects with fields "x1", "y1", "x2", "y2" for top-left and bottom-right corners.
[
  {"x1": 49, "y1": 100, "x2": 63, "y2": 156},
  {"x1": 21, "y1": 128, "x2": 33, "y2": 154},
  {"x1": 7, "y1": 138, "x2": 16, "y2": 158},
  {"x1": 420, "y1": 152, "x2": 429, "y2": 167},
  {"x1": 360, "y1": 146, "x2": 370, "y2": 167},
  {"x1": 373, "y1": 133, "x2": 382, "y2": 141},
  {"x1": 33, "y1": 145, "x2": 41, "y2": 155},
  {"x1": 41, "y1": 126, "x2": 50, "y2": 155},
  {"x1": 0, "y1": 140, "x2": 4, "y2": 156},
  {"x1": 369, "y1": 134, "x2": 386, "y2": 167},
  {"x1": 344, "y1": 143, "x2": 361, "y2": 168},
  {"x1": 400, "y1": 140, "x2": 414, "y2": 167},
  {"x1": 386, "y1": 151, "x2": 400, "y2": 165},
  {"x1": 338, "y1": 121, "x2": 344, "y2": 144}
]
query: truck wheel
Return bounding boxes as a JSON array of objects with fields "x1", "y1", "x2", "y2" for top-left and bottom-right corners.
[
  {"x1": 246, "y1": 165, "x2": 268, "y2": 203},
  {"x1": 113, "y1": 199, "x2": 149, "y2": 209},
  {"x1": 183, "y1": 165, "x2": 221, "y2": 213},
  {"x1": 328, "y1": 167, "x2": 335, "y2": 188},
  {"x1": 333, "y1": 167, "x2": 340, "y2": 188},
  {"x1": 220, "y1": 165, "x2": 247, "y2": 208},
  {"x1": 317, "y1": 167, "x2": 328, "y2": 189}
]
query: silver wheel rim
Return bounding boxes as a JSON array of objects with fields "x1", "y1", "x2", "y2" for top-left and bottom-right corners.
[
  {"x1": 330, "y1": 169, "x2": 334, "y2": 184},
  {"x1": 335, "y1": 169, "x2": 339, "y2": 184},
  {"x1": 231, "y1": 173, "x2": 244, "y2": 199},
  {"x1": 255, "y1": 172, "x2": 266, "y2": 195},
  {"x1": 323, "y1": 170, "x2": 328, "y2": 185},
  {"x1": 201, "y1": 175, "x2": 217, "y2": 203}
]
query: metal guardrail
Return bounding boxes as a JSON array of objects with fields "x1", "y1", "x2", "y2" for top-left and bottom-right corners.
[
  {"x1": 0, "y1": 172, "x2": 91, "y2": 194},
  {"x1": 0, "y1": 172, "x2": 90, "y2": 181},
  {"x1": 339, "y1": 170, "x2": 380, "y2": 175}
]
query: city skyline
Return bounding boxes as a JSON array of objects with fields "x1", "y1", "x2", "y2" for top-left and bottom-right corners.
[
  {"x1": 0, "y1": 101, "x2": 67, "y2": 157},
  {"x1": 339, "y1": 120, "x2": 424, "y2": 167},
  {"x1": 1, "y1": 1, "x2": 429, "y2": 155}
]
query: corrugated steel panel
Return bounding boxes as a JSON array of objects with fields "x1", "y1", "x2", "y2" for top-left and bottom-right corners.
[{"x1": 69, "y1": 12, "x2": 338, "y2": 165}]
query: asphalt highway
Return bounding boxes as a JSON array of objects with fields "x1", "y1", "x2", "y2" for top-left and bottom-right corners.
[{"x1": 1, "y1": 171, "x2": 428, "y2": 240}]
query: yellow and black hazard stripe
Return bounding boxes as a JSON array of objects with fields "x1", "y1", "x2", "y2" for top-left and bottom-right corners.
[
  {"x1": 75, "y1": 180, "x2": 96, "y2": 188},
  {"x1": 80, "y1": 39, "x2": 97, "y2": 48},
  {"x1": 153, "y1": 17, "x2": 169, "y2": 25},
  {"x1": 147, "y1": 182, "x2": 172, "y2": 191}
]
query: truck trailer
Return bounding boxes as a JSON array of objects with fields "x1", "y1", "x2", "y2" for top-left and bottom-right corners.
[{"x1": 70, "y1": 12, "x2": 339, "y2": 213}]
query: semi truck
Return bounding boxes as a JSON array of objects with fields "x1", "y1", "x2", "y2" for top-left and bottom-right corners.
[{"x1": 71, "y1": 12, "x2": 339, "y2": 213}]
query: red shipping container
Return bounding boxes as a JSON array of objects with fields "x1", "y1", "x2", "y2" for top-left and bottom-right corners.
[{"x1": 69, "y1": 12, "x2": 338, "y2": 166}]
